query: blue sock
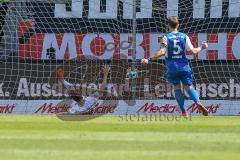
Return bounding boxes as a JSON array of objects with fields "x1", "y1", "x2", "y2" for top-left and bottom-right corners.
[
  {"x1": 187, "y1": 88, "x2": 200, "y2": 103},
  {"x1": 174, "y1": 90, "x2": 185, "y2": 112}
]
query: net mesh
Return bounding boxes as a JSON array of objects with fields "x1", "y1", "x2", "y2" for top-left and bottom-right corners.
[{"x1": 0, "y1": 0, "x2": 239, "y2": 115}]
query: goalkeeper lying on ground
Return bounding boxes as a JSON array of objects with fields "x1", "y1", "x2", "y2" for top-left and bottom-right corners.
[
  {"x1": 142, "y1": 16, "x2": 209, "y2": 117},
  {"x1": 56, "y1": 64, "x2": 110, "y2": 115}
]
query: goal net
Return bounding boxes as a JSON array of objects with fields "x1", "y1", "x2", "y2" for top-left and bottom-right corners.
[{"x1": 0, "y1": 0, "x2": 239, "y2": 116}]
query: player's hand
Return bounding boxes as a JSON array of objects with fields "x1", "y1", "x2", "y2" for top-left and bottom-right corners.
[
  {"x1": 141, "y1": 58, "x2": 149, "y2": 64},
  {"x1": 202, "y1": 41, "x2": 208, "y2": 49},
  {"x1": 57, "y1": 68, "x2": 64, "y2": 81},
  {"x1": 102, "y1": 64, "x2": 110, "y2": 75}
]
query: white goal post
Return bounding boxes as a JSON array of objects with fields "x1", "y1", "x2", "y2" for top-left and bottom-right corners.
[{"x1": 0, "y1": 0, "x2": 239, "y2": 116}]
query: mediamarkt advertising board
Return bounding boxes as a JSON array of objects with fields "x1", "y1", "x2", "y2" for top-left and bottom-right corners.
[{"x1": 0, "y1": 100, "x2": 239, "y2": 116}]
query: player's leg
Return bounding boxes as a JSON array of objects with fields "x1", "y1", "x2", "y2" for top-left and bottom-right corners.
[
  {"x1": 57, "y1": 68, "x2": 75, "y2": 90},
  {"x1": 184, "y1": 85, "x2": 200, "y2": 104},
  {"x1": 174, "y1": 85, "x2": 189, "y2": 116},
  {"x1": 181, "y1": 71, "x2": 208, "y2": 116},
  {"x1": 183, "y1": 85, "x2": 208, "y2": 116},
  {"x1": 167, "y1": 72, "x2": 188, "y2": 116}
]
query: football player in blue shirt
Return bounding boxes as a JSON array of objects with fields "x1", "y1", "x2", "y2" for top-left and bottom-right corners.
[{"x1": 141, "y1": 16, "x2": 208, "y2": 116}]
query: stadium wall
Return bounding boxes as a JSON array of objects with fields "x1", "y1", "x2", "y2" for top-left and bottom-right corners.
[
  {"x1": 0, "y1": 61, "x2": 239, "y2": 115},
  {"x1": 0, "y1": 61, "x2": 240, "y2": 100}
]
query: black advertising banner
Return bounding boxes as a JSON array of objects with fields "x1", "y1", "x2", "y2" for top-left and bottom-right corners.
[
  {"x1": 0, "y1": 60, "x2": 240, "y2": 100},
  {"x1": 26, "y1": 0, "x2": 240, "y2": 33}
]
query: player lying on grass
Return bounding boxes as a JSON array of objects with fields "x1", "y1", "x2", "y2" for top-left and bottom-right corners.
[
  {"x1": 141, "y1": 16, "x2": 208, "y2": 116},
  {"x1": 56, "y1": 64, "x2": 110, "y2": 115}
]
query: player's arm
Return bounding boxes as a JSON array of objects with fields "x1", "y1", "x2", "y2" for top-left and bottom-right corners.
[
  {"x1": 98, "y1": 64, "x2": 110, "y2": 92},
  {"x1": 185, "y1": 35, "x2": 208, "y2": 55},
  {"x1": 141, "y1": 36, "x2": 167, "y2": 64},
  {"x1": 151, "y1": 47, "x2": 167, "y2": 60},
  {"x1": 87, "y1": 64, "x2": 111, "y2": 100},
  {"x1": 57, "y1": 68, "x2": 75, "y2": 91}
]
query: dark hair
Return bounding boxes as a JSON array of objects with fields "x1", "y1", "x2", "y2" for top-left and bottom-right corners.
[
  {"x1": 167, "y1": 16, "x2": 179, "y2": 29},
  {"x1": 71, "y1": 96, "x2": 83, "y2": 102},
  {"x1": 68, "y1": 89, "x2": 83, "y2": 102}
]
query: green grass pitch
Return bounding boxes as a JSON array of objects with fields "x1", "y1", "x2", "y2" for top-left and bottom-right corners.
[{"x1": 0, "y1": 115, "x2": 239, "y2": 160}]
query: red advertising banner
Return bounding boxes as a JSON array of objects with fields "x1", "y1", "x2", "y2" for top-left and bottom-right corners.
[{"x1": 18, "y1": 20, "x2": 240, "y2": 60}]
